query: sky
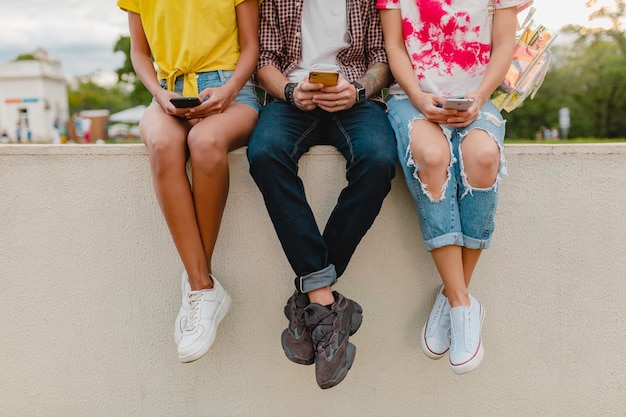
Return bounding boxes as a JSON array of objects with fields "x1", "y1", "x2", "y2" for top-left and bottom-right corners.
[{"x1": 0, "y1": 0, "x2": 618, "y2": 85}]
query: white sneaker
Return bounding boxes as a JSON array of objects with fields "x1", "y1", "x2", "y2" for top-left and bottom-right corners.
[
  {"x1": 177, "y1": 275, "x2": 231, "y2": 363},
  {"x1": 420, "y1": 284, "x2": 451, "y2": 359},
  {"x1": 449, "y1": 295, "x2": 485, "y2": 375},
  {"x1": 174, "y1": 271, "x2": 192, "y2": 345}
]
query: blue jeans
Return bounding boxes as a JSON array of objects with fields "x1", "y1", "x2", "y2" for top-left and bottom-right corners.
[
  {"x1": 386, "y1": 94, "x2": 507, "y2": 251},
  {"x1": 247, "y1": 100, "x2": 397, "y2": 293},
  {"x1": 157, "y1": 70, "x2": 260, "y2": 111}
]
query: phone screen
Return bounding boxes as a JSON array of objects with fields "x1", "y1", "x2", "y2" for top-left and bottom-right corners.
[{"x1": 170, "y1": 97, "x2": 202, "y2": 108}]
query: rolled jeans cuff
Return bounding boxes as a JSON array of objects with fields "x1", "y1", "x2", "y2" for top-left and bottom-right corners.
[
  {"x1": 295, "y1": 264, "x2": 337, "y2": 293},
  {"x1": 423, "y1": 232, "x2": 464, "y2": 252}
]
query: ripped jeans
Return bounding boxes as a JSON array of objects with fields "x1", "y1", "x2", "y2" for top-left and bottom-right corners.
[{"x1": 386, "y1": 94, "x2": 507, "y2": 251}]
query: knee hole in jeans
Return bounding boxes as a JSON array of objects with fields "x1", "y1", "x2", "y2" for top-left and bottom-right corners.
[{"x1": 460, "y1": 132, "x2": 501, "y2": 189}]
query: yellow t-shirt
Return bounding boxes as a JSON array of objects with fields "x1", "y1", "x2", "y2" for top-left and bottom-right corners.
[{"x1": 117, "y1": 0, "x2": 246, "y2": 96}]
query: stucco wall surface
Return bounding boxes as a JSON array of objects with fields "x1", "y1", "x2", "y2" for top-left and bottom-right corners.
[{"x1": 1, "y1": 144, "x2": 625, "y2": 417}]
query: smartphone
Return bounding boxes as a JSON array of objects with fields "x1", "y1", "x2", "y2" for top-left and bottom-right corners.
[
  {"x1": 170, "y1": 97, "x2": 202, "y2": 108},
  {"x1": 309, "y1": 70, "x2": 339, "y2": 87},
  {"x1": 443, "y1": 98, "x2": 474, "y2": 111}
]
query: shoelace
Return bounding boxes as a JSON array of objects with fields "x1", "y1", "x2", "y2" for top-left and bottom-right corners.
[
  {"x1": 465, "y1": 310, "x2": 475, "y2": 349},
  {"x1": 310, "y1": 309, "x2": 337, "y2": 350},
  {"x1": 427, "y1": 295, "x2": 447, "y2": 335},
  {"x1": 431, "y1": 299, "x2": 445, "y2": 323},
  {"x1": 183, "y1": 292, "x2": 204, "y2": 332},
  {"x1": 289, "y1": 293, "x2": 309, "y2": 330},
  {"x1": 293, "y1": 296, "x2": 308, "y2": 322}
]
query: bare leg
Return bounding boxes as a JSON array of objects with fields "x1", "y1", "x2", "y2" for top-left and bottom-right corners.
[
  {"x1": 140, "y1": 102, "x2": 257, "y2": 291},
  {"x1": 308, "y1": 287, "x2": 335, "y2": 305},
  {"x1": 409, "y1": 120, "x2": 470, "y2": 306},
  {"x1": 460, "y1": 130, "x2": 499, "y2": 189},
  {"x1": 140, "y1": 103, "x2": 212, "y2": 290},
  {"x1": 410, "y1": 120, "x2": 450, "y2": 200},
  {"x1": 461, "y1": 248, "x2": 482, "y2": 287},
  {"x1": 431, "y1": 246, "x2": 469, "y2": 307},
  {"x1": 186, "y1": 103, "x2": 258, "y2": 289}
]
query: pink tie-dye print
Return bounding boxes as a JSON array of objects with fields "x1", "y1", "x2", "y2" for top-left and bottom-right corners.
[{"x1": 378, "y1": 0, "x2": 525, "y2": 97}]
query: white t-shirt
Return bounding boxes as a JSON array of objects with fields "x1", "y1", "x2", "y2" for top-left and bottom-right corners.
[
  {"x1": 288, "y1": 0, "x2": 349, "y2": 83},
  {"x1": 377, "y1": 0, "x2": 525, "y2": 97}
]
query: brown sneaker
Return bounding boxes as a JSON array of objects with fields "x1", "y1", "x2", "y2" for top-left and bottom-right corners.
[
  {"x1": 281, "y1": 291, "x2": 315, "y2": 365},
  {"x1": 304, "y1": 292, "x2": 363, "y2": 389}
]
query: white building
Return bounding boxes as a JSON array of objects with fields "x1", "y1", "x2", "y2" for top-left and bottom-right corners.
[{"x1": 0, "y1": 49, "x2": 69, "y2": 143}]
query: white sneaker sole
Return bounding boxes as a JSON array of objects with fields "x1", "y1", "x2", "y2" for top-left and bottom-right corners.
[
  {"x1": 178, "y1": 292, "x2": 232, "y2": 363},
  {"x1": 420, "y1": 323, "x2": 449, "y2": 360},
  {"x1": 450, "y1": 342, "x2": 484, "y2": 375}
]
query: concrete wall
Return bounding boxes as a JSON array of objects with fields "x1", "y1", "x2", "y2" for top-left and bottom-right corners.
[{"x1": 1, "y1": 143, "x2": 625, "y2": 417}]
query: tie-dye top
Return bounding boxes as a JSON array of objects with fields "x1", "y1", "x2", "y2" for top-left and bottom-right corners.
[{"x1": 377, "y1": 0, "x2": 525, "y2": 97}]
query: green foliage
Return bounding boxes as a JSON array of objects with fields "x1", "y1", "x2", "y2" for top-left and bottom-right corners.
[
  {"x1": 505, "y1": 1, "x2": 626, "y2": 139},
  {"x1": 505, "y1": 40, "x2": 626, "y2": 139},
  {"x1": 67, "y1": 78, "x2": 131, "y2": 116},
  {"x1": 66, "y1": 35, "x2": 151, "y2": 116},
  {"x1": 113, "y1": 36, "x2": 133, "y2": 79},
  {"x1": 15, "y1": 53, "x2": 36, "y2": 61},
  {"x1": 113, "y1": 35, "x2": 152, "y2": 106}
]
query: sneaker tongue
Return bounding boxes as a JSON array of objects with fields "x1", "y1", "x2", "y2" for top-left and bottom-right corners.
[
  {"x1": 450, "y1": 307, "x2": 467, "y2": 335},
  {"x1": 183, "y1": 292, "x2": 203, "y2": 331}
]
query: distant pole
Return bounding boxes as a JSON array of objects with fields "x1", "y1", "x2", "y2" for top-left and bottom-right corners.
[{"x1": 559, "y1": 108, "x2": 570, "y2": 140}]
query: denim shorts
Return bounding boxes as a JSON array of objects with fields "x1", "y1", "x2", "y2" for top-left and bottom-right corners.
[
  {"x1": 386, "y1": 94, "x2": 507, "y2": 250},
  {"x1": 157, "y1": 70, "x2": 260, "y2": 112}
]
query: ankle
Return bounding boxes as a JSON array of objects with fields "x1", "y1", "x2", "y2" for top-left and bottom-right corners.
[
  {"x1": 447, "y1": 292, "x2": 470, "y2": 308},
  {"x1": 188, "y1": 273, "x2": 214, "y2": 291},
  {"x1": 308, "y1": 286, "x2": 334, "y2": 306}
]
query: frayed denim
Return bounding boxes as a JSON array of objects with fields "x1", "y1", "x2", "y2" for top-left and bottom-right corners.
[{"x1": 386, "y1": 95, "x2": 507, "y2": 251}]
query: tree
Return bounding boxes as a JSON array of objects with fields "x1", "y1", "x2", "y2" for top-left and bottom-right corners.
[
  {"x1": 14, "y1": 53, "x2": 36, "y2": 61},
  {"x1": 578, "y1": 0, "x2": 626, "y2": 57},
  {"x1": 113, "y1": 35, "x2": 152, "y2": 106},
  {"x1": 504, "y1": 0, "x2": 626, "y2": 139},
  {"x1": 67, "y1": 77, "x2": 131, "y2": 116},
  {"x1": 562, "y1": 0, "x2": 626, "y2": 137}
]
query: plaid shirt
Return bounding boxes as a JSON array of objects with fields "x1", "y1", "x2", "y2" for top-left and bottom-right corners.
[{"x1": 257, "y1": 0, "x2": 388, "y2": 83}]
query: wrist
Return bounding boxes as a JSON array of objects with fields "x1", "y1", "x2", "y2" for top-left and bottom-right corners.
[
  {"x1": 284, "y1": 82, "x2": 297, "y2": 106},
  {"x1": 351, "y1": 81, "x2": 366, "y2": 103}
]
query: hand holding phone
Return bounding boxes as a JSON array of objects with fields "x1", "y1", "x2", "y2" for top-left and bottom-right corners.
[
  {"x1": 308, "y1": 70, "x2": 339, "y2": 87},
  {"x1": 170, "y1": 97, "x2": 202, "y2": 108},
  {"x1": 443, "y1": 98, "x2": 474, "y2": 111}
]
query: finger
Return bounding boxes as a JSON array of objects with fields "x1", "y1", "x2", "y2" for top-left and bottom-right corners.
[
  {"x1": 316, "y1": 103, "x2": 332, "y2": 112},
  {"x1": 315, "y1": 98, "x2": 342, "y2": 107},
  {"x1": 301, "y1": 81, "x2": 323, "y2": 92},
  {"x1": 321, "y1": 100, "x2": 341, "y2": 110}
]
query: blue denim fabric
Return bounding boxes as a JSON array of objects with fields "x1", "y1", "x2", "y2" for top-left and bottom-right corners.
[
  {"x1": 247, "y1": 100, "x2": 397, "y2": 293},
  {"x1": 386, "y1": 94, "x2": 507, "y2": 251},
  {"x1": 157, "y1": 70, "x2": 260, "y2": 111}
]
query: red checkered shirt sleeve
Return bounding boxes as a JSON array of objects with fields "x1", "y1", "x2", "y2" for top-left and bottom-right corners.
[
  {"x1": 337, "y1": 0, "x2": 388, "y2": 82},
  {"x1": 257, "y1": 0, "x2": 301, "y2": 74}
]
